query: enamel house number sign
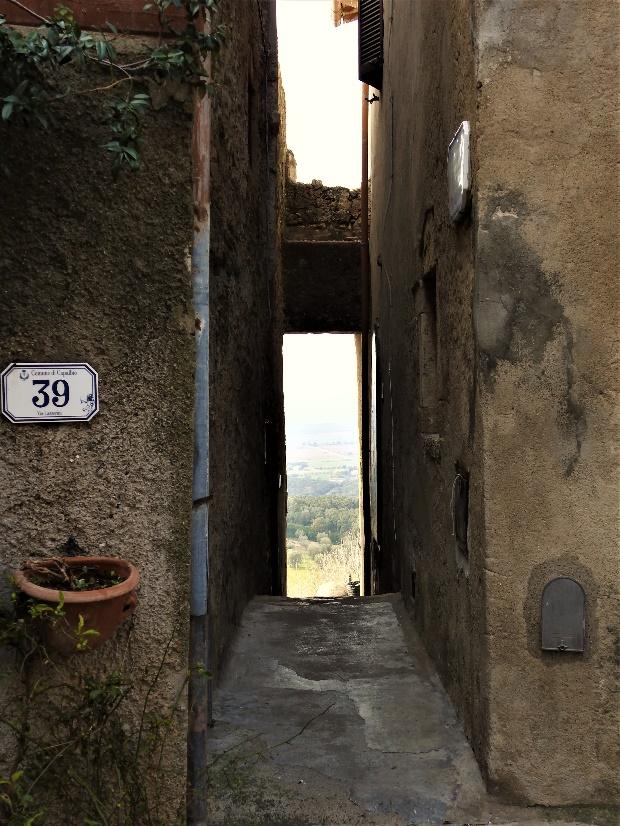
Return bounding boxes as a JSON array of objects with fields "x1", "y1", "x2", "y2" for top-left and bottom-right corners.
[{"x1": 1, "y1": 363, "x2": 99, "y2": 424}]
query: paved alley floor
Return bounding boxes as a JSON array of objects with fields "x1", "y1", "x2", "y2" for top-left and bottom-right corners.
[{"x1": 207, "y1": 595, "x2": 599, "y2": 826}]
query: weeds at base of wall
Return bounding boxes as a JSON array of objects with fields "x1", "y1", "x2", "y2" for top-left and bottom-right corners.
[
  {"x1": 208, "y1": 740, "x2": 293, "y2": 825},
  {"x1": 0, "y1": 596, "x2": 206, "y2": 826},
  {"x1": 207, "y1": 702, "x2": 338, "y2": 823},
  {"x1": 538, "y1": 807, "x2": 620, "y2": 826}
]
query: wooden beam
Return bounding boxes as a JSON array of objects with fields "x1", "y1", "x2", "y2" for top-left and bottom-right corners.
[{"x1": 0, "y1": 1, "x2": 184, "y2": 34}]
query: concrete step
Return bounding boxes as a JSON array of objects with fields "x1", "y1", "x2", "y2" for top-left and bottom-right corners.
[{"x1": 207, "y1": 595, "x2": 592, "y2": 826}]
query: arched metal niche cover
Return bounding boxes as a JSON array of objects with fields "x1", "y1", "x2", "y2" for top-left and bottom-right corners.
[{"x1": 541, "y1": 577, "x2": 585, "y2": 653}]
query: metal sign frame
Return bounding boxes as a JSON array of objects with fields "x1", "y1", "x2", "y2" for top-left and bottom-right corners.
[{"x1": 1, "y1": 362, "x2": 99, "y2": 424}]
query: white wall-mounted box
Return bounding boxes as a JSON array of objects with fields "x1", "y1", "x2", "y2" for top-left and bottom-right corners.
[{"x1": 447, "y1": 121, "x2": 471, "y2": 222}]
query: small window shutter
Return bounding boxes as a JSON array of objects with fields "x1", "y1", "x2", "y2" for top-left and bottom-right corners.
[{"x1": 358, "y1": 0, "x2": 384, "y2": 90}]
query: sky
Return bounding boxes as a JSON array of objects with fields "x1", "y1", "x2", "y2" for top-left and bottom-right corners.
[
  {"x1": 277, "y1": 4, "x2": 360, "y2": 433},
  {"x1": 283, "y1": 334, "x2": 358, "y2": 428},
  {"x1": 277, "y1": 0, "x2": 361, "y2": 189}
]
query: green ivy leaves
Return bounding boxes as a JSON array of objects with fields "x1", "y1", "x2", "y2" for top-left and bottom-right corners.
[
  {"x1": 0, "y1": 0, "x2": 224, "y2": 172},
  {"x1": 0, "y1": 770, "x2": 44, "y2": 825}
]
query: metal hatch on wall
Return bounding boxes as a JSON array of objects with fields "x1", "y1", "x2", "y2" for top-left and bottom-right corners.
[{"x1": 541, "y1": 577, "x2": 586, "y2": 653}]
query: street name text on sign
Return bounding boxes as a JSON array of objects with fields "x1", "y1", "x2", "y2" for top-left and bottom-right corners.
[{"x1": 1, "y1": 363, "x2": 99, "y2": 423}]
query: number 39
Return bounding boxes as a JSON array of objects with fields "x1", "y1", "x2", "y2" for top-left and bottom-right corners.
[{"x1": 32, "y1": 379, "x2": 70, "y2": 408}]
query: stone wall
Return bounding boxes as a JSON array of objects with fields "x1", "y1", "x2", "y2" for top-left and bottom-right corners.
[
  {"x1": 285, "y1": 180, "x2": 362, "y2": 242},
  {"x1": 368, "y1": 0, "x2": 484, "y2": 770},
  {"x1": 0, "y1": 45, "x2": 195, "y2": 822},
  {"x1": 370, "y1": 0, "x2": 619, "y2": 807},
  {"x1": 284, "y1": 181, "x2": 362, "y2": 332},
  {"x1": 0, "y1": 0, "x2": 285, "y2": 818},
  {"x1": 208, "y1": 0, "x2": 285, "y2": 671}
]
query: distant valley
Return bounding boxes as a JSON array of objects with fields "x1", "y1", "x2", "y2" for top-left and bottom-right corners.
[{"x1": 286, "y1": 422, "x2": 358, "y2": 496}]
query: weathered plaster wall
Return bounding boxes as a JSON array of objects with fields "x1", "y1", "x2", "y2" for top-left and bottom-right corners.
[
  {"x1": 275, "y1": 64, "x2": 289, "y2": 599},
  {"x1": 0, "y1": 1, "x2": 285, "y2": 817},
  {"x1": 369, "y1": 0, "x2": 485, "y2": 764},
  {"x1": 0, "y1": 48, "x2": 195, "y2": 821},
  {"x1": 474, "y1": 0, "x2": 619, "y2": 805},
  {"x1": 370, "y1": 0, "x2": 619, "y2": 808},
  {"x1": 208, "y1": 0, "x2": 285, "y2": 672}
]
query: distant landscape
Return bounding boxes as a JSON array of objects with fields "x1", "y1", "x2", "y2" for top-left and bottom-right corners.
[
  {"x1": 286, "y1": 422, "x2": 359, "y2": 496},
  {"x1": 286, "y1": 423, "x2": 361, "y2": 597}
]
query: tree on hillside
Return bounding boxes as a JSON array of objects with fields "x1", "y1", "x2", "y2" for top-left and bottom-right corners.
[{"x1": 315, "y1": 528, "x2": 361, "y2": 585}]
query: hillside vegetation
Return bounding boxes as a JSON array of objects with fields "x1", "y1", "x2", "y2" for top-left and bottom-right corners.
[
  {"x1": 287, "y1": 495, "x2": 358, "y2": 544},
  {"x1": 286, "y1": 423, "x2": 360, "y2": 597}
]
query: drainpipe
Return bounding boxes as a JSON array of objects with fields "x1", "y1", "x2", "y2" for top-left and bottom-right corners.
[
  {"x1": 361, "y1": 83, "x2": 372, "y2": 597},
  {"x1": 187, "y1": 51, "x2": 212, "y2": 826}
]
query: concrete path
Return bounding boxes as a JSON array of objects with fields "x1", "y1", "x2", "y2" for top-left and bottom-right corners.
[{"x1": 207, "y1": 595, "x2": 594, "y2": 826}]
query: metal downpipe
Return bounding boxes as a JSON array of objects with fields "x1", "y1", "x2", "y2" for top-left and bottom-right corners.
[
  {"x1": 361, "y1": 83, "x2": 372, "y2": 597},
  {"x1": 187, "y1": 77, "x2": 212, "y2": 826}
]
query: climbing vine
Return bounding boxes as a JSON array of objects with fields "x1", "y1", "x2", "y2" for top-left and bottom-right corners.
[
  {"x1": 0, "y1": 592, "x2": 207, "y2": 824},
  {"x1": 0, "y1": 0, "x2": 225, "y2": 171}
]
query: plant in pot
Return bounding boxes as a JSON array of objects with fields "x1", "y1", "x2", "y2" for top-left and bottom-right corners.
[{"x1": 13, "y1": 555, "x2": 139, "y2": 655}]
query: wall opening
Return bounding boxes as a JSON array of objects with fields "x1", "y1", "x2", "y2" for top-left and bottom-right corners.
[
  {"x1": 283, "y1": 333, "x2": 362, "y2": 597},
  {"x1": 452, "y1": 464, "x2": 470, "y2": 574},
  {"x1": 418, "y1": 267, "x2": 438, "y2": 412}
]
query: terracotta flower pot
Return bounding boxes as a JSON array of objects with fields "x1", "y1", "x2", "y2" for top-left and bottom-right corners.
[{"x1": 14, "y1": 556, "x2": 139, "y2": 655}]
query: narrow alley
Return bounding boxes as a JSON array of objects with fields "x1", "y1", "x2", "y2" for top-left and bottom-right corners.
[
  {"x1": 0, "y1": 0, "x2": 618, "y2": 824},
  {"x1": 209, "y1": 596, "x2": 553, "y2": 826}
]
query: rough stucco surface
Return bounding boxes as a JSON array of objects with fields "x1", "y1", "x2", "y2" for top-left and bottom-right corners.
[
  {"x1": 370, "y1": 0, "x2": 619, "y2": 809},
  {"x1": 0, "y1": 51, "x2": 195, "y2": 821},
  {"x1": 369, "y1": 0, "x2": 485, "y2": 774},
  {"x1": 208, "y1": 0, "x2": 285, "y2": 674},
  {"x1": 474, "y1": 0, "x2": 620, "y2": 805}
]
